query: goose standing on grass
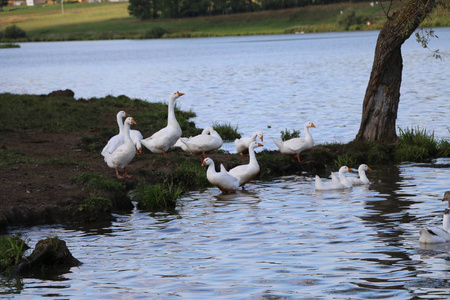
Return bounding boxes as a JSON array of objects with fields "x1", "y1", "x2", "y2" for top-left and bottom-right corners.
[
  {"x1": 228, "y1": 141, "x2": 263, "y2": 187},
  {"x1": 140, "y1": 91, "x2": 184, "y2": 155},
  {"x1": 102, "y1": 111, "x2": 143, "y2": 156},
  {"x1": 419, "y1": 208, "x2": 450, "y2": 243},
  {"x1": 180, "y1": 127, "x2": 223, "y2": 159},
  {"x1": 338, "y1": 166, "x2": 354, "y2": 188},
  {"x1": 274, "y1": 121, "x2": 315, "y2": 162},
  {"x1": 235, "y1": 131, "x2": 263, "y2": 161},
  {"x1": 103, "y1": 117, "x2": 137, "y2": 179},
  {"x1": 202, "y1": 157, "x2": 240, "y2": 193},
  {"x1": 348, "y1": 164, "x2": 372, "y2": 185}
]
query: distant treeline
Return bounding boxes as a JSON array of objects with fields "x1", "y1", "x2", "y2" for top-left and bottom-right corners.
[{"x1": 128, "y1": 0, "x2": 374, "y2": 19}]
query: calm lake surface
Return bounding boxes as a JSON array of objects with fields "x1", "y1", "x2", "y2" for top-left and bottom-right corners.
[{"x1": 1, "y1": 29, "x2": 450, "y2": 299}]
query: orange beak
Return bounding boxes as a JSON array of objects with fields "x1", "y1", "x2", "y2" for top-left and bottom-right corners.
[
  {"x1": 367, "y1": 166, "x2": 372, "y2": 171},
  {"x1": 348, "y1": 168, "x2": 353, "y2": 172},
  {"x1": 125, "y1": 113, "x2": 130, "y2": 117},
  {"x1": 131, "y1": 118, "x2": 137, "y2": 125},
  {"x1": 177, "y1": 91, "x2": 185, "y2": 97},
  {"x1": 201, "y1": 160, "x2": 206, "y2": 166},
  {"x1": 257, "y1": 143, "x2": 263, "y2": 147},
  {"x1": 311, "y1": 123, "x2": 316, "y2": 128},
  {"x1": 261, "y1": 136, "x2": 264, "y2": 142}
]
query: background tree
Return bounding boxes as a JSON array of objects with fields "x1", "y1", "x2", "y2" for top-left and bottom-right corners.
[
  {"x1": 0, "y1": 0, "x2": 8, "y2": 12},
  {"x1": 128, "y1": 0, "x2": 157, "y2": 20},
  {"x1": 354, "y1": 0, "x2": 438, "y2": 143}
]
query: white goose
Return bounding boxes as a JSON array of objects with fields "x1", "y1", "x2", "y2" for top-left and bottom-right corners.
[
  {"x1": 348, "y1": 164, "x2": 372, "y2": 185},
  {"x1": 202, "y1": 157, "x2": 240, "y2": 193},
  {"x1": 235, "y1": 131, "x2": 263, "y2": 161},
  {"x1": 419, "y1": 208, "x2": 450, "y2": 244},
  {"x1": 140, "y1": 91, "x2": 184, "y2": 155},
  {"x1": 274, "y1": 121, "x2": 315, "y2": 162},
  {"x1": 103, "y1": 117, "x2": 137, "y2": 179},
  {"x1": 338, "y1": 166, "x2": 354, "y2": 188},
  {"x1": 101, "y1": 111, "x2": 143, "y2": 156},
  {"x1": 180, "y1": 127, "x2": 223, "y2": 159},
  {"x1": 228, "y1": 141, "x2": 263, "y2": 187},
  {"x1": 315, "y1": 173, "x2": 349, "y2": 191}
]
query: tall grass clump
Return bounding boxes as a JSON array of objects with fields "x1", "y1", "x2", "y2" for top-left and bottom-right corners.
[
  {"x1": 280, "y1": 128, "x2": 300, "y2": 141},
  {"x1": 134, "y1": 181, "x2": 183, "y2": 211},
  {"x1": 396, "y1": 127, "x2": 440, "y2": 162},
  {"x1": 212, "y1": 122, "x2": 241, "y2": 141},
  {"x1": 0, "y1": 234, "x2": 29, "y2": 274}
]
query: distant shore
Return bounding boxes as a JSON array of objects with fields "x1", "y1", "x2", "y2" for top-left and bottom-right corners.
[{"x1": 1, "y1": 2, "x2": 448, "y2": 43}]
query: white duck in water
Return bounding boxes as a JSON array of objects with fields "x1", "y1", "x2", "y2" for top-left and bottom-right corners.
[
  {"x1": 315, "y1": 166, "x2": 353, "y2": 191},
  {"x1": 235, "y1": 131, "x2": 263, "y2": 161},
  {"x1": 103, "y1": 117, "x2": 137, "y2": 179},
  {"x1": 348, "y1": 164, "x2": 372, "y2": 185},
  {"x1": 228, "y1": 141, "x2": 263, "y2": 187},
  {"x1": 274, "y1": 121, "x2": 315, "y2": 162},
  {"x1": 202, "y1": 157, "x2": 240, "y2": 193},
  {"x1": 338, "y1": 166, "x2": 354, "y2": 188},
  {"x1": 101, "y1": 111, "x2": 143, "y2": 156},
  {"x1": 140, "y1": 91, "x2": 184, "y2": 155},
  {"x1": 419, "y1": 208, "x2": 450, "y2": 244},
  {"x1": 180, "y1": 127, "x2": 223, "y2": 159}
]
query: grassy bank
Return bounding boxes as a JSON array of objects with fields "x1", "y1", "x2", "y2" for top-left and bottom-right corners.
[
  {"x1": 0, "y1": 92, "x2": 449, "y2": 229},
  {"x1": 1, "y1": 2, "x2": 448, "y2": 42}
]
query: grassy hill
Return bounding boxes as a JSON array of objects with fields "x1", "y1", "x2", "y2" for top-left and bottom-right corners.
[{"x1": 1, "y1": 2, "x2": 448, "y2": 42}]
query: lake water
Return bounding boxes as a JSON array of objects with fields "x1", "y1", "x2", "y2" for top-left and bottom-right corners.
[
  {"x1": 1, "y1": 29, "x2": 449, "y2": 151},
  {"x1": 1, "y1": 29, "x2": 450, "y2": 299}
]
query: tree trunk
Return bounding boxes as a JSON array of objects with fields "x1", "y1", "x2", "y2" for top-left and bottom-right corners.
[{"x1": 355, "y1": 0, "x2": 436, "y2": 143}]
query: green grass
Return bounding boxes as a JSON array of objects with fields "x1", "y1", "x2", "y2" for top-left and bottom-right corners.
[
  {"x1": 280, "y1": 128, "x2": 301, "y2": 141},
  {"x1": 134, "y1": 181, "x2": 183, "y2": 211},
  {"x1": 0, "y1": 93, "x2": 198, "y2": 140},
  {"x1": 212, "y1": 121, "x2": 240, "y2": 141},
  {"x1": 0, "y1": 234, "x2": 29, "y2": 274},
  {"x1": 1, "y1": 2, "x2": 448, "y2": 42},
  {"x1": 396, "y1": 127, "x2": 441, "y2": 162}
]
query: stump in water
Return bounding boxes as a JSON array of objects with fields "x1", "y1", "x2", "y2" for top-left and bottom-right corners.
[{"x1": 12, "y1": 237, "x2": 81, "y2": 276}]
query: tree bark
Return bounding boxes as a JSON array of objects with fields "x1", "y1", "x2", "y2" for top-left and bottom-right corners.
[{"x1": 355, "y1": 0, "x2": 436, "y2": 143}]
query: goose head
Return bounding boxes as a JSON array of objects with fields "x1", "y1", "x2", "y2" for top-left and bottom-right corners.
[
  {"x1": 339, "y1": 166, "x2": 353, "y2": 173},
  {"x1": 305, "y1": 121, "x2": 316, "y2": 128},
  {"x1": 358, "y1": 164, "x2": 372, "y2": 172},
  {"x1": 254, "y1": 131, "x2": 264, "y2": 142},
  {"x1": 124, "y1": 117, "x2": 137, "y2": 126},
  {"x1": 202, "y1": 157, "x2": 213, "y2": 167},
  {"x1": 118, "y1": 111, "x2": 130, "y2": 118},
  {"x1": 248, "y1": 141, "x2": 263, "y2": 151},
  {"x1": 442, "y1": 191, "x2": 450, "y2": 206},
  {"x1": 170, "y1": 91, "x2": 185, "y2": 101}
]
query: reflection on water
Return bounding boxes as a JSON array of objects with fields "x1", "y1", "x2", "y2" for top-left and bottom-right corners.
[{"x1": 2, "y1": 159, "x2": 449, "y2": 299}]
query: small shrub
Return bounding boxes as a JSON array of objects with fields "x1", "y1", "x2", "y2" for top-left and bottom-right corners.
[
  {"x1": 134, "y1": 181, "x2": 183, "y2": 211},
  {"x1": 334, "y1": 153, "x2": 356, "y2": 170},
  {"x1": 4, "y1": 25, "x2": 26, "y2": 39},
  {"x1": 212, "y1": 122, "x2": 241, "y2": 141},
  {"x1": 396, "y1": 127, "x2": 439, "y2": 162},
  {"x1": 144, "y1": 27, "x2": 167, "y2": 39},
  {"x1": 280, "y1": 128, "x2": 300, "y2": 141},
  {"x1": 0, "y1": 234, "x2": 29, "y2": 274}
]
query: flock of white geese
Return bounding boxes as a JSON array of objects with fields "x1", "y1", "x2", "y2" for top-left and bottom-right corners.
[{"x1": 100, "y1": 91, "x2": 450, "y2": 244}]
